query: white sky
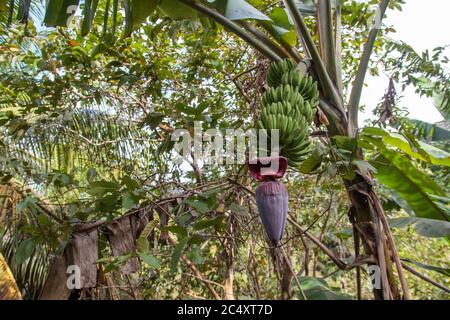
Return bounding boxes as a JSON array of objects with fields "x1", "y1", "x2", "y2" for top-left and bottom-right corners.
[{"x1": 360, "y1": 0, "x2": 449, "y2": 125}]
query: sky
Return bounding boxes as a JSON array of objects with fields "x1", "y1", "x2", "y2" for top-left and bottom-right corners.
[{"x1": 359, "y1": 0, "x2": 449, "y2": 125}]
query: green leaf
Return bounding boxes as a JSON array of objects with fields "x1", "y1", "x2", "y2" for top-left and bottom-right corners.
[
  {"x1": 371, "y1": 151, "x2": 448, "y2": 221},
  {"x1": 383, "y1": 188, "x2": 414, "y2": 216},
  {"x1": 158, "y1": 0, "x2": 197, "y2": 20},
  {"x1": 331, "y1": 135, "x2": 357, "y2": 153},
  {"x1": 121, "y1": 175, "x2": 139, "y2": 191},
  {"x1": 139, "y1": 112, "x2": 165, "y2": 129},
  {"x1": 14, "y1": 238, "x2": 36, "y2": 264},
  {"x1": 37, "y1": 214, "x2": 52, "y2": 227},
  {"x1": 404, "y1": 119, "x2": 450, "y2": 142},
  {"x1": 261, "y1": 8, "x2": 297, "y2": 47},
  {"x1": 86, "y1": 180, "x2": 120, "y2": 197},
  {"x1": 157, "y1": 134, "x2": 175, "y2": 154},
  {"x1": 186, "y1": 246, "x2": 204, "y2": 265},
  {"x1": 17, "y1": 197, "x2": 38, "y2": 214},
  {"x1": 213, "y1": 0, "x2": 270, "y2": 21},
  {"x1": 170, "y1": 238, "x2": 189, "y2": 273},
  {"x1": 139, "y1": 220, "x2": 159, "y2": 239},
  {"x1": 0, "y1": 0, "x2": 7, "y2": 12},
  {"x1": 228, "y1": 203, "x2": 248, "y2": 216},
  {"x1": 352, "y1": 160, "x2": 377, "y2": 175},
  {"x1": 198, "y1": 187, "x2": 223, "y2": 199},
  {"x1": 184, "y1": 198, "x2": 212, "y2": 214},
  {"x1": 362, "y1": 127, "x2": 450, "y2": 166},
  {"x1": 193, "y1": 216, "x2": 224, "y2": 231},
  {"x1": 165, "y1": 225, "x2": 188, "y2": 238},
  {"x1": 123, "y1": 0, "x2": 158, "y2": 37},
  {"x1": 402, "y1": 259, "x2": 450, "y2": 277},
  {"x1": 299, "y1": 148, "x2": 323, "y2": 174},
  {"x1": 136, "y1": 220, "x2": 159, "y2": 254},
  {"x1": 295, "y1": 276, "x2": 352, "y2": 300},
  {"x1": 136, "y1": 236, "x2": 149, "y2": 254},
  {"x1": 390, "y1": 217, "x2": 450, "y2": 238},
  {"x1": 122, "y1": 192, "x2": 135, "y2": 210},
  {"x1": 139, "y1": 253, "x2": 160, "y2": 268},
  {"x1": 268, "y1": 7, "x2": 292, "y2": 29},
  {"x1": 188, "y1": 234, "x2": 204, "y2": 245},
  {"x1": 415, "y1": 77, "x2": 450, "y2": 121}
]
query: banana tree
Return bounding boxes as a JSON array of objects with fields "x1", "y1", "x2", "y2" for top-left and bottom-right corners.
[{"x1": 4, "y1": 0, "x2": 444, "y2": 300}]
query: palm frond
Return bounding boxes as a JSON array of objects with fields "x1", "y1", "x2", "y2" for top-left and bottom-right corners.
[{"x1": 0, "y1": 183, "x2": 51, "y2": 299}]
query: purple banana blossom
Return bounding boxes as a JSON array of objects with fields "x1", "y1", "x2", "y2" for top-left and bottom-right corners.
[
  {"x1": 255, "y1": 180, "x2": 288, "y2": 245},
  {"x1": 248, "y1": 156, "x2": 287, "y2": 182},
  {"x1": 249, "y1": 156, "x2": 289, "y2": 245}
]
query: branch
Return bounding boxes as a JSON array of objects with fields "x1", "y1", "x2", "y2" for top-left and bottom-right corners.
[
  {"x1": 401, "y1": 262, "x2": 450, "y2": 294},
  {"x1": 287, "y1": 215, "x2": 347, "y2": 269},
  {"x1": 168, "y1": 235, "x2": 222, "y2": 299},
  {"x1": 180, "y1": 0, "x2": 282, "y2": 61},
  {"x1": 6, "y1": 179, "x2": 64, "y2": 224},
  {"x1": 348, "y1": 0, "x2": 390, "y2": 137},
  {"x1": 283, "y1": 0, "x2": 343, "y2": 110}
]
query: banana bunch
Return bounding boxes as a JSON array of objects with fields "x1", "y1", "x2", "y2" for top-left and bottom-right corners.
[
  {"x1": 281, "y1": 71, "x2": 320, "y2": 107},
  {"x1": 258, "y1": 59, "x2": 319, "y2": 167},
  {"x1": 266, "y1": 59, "x2": 296, "y2": 88}
]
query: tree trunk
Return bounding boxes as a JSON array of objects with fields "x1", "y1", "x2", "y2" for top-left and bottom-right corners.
[
  {"x1": 319, "y1": 97, "x2": 408, "y2": 300},
  {"x1": 344, "y1": 165, "x2": 408, "y2": 299}
]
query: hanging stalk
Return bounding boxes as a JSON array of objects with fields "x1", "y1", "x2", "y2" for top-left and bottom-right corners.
[
  {"x1": 348, "y1": 0, "x2": 390, "y2": 137},
  {"x1": 317, "y1": 0, "x2": 338, "y2": 85},
  {"x1": 180, "y1": 0, "x2": 282, "y2": 61},
  {"x1": 283, "y1": 0, "x2": 343, "y2": 114}
]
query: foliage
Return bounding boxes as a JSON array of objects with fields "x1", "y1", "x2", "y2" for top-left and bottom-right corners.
[{"x1": 0, "y1": 0, "x2": 448, "y2": 300}]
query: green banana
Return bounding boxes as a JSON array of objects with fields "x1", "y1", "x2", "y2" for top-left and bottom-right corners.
[
  {"x1": 257, "y1": 59, "x2": 321, "y2": 167},
  {"x1": 266, "y1": 59, "x2": 296, "y2": 88}
]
